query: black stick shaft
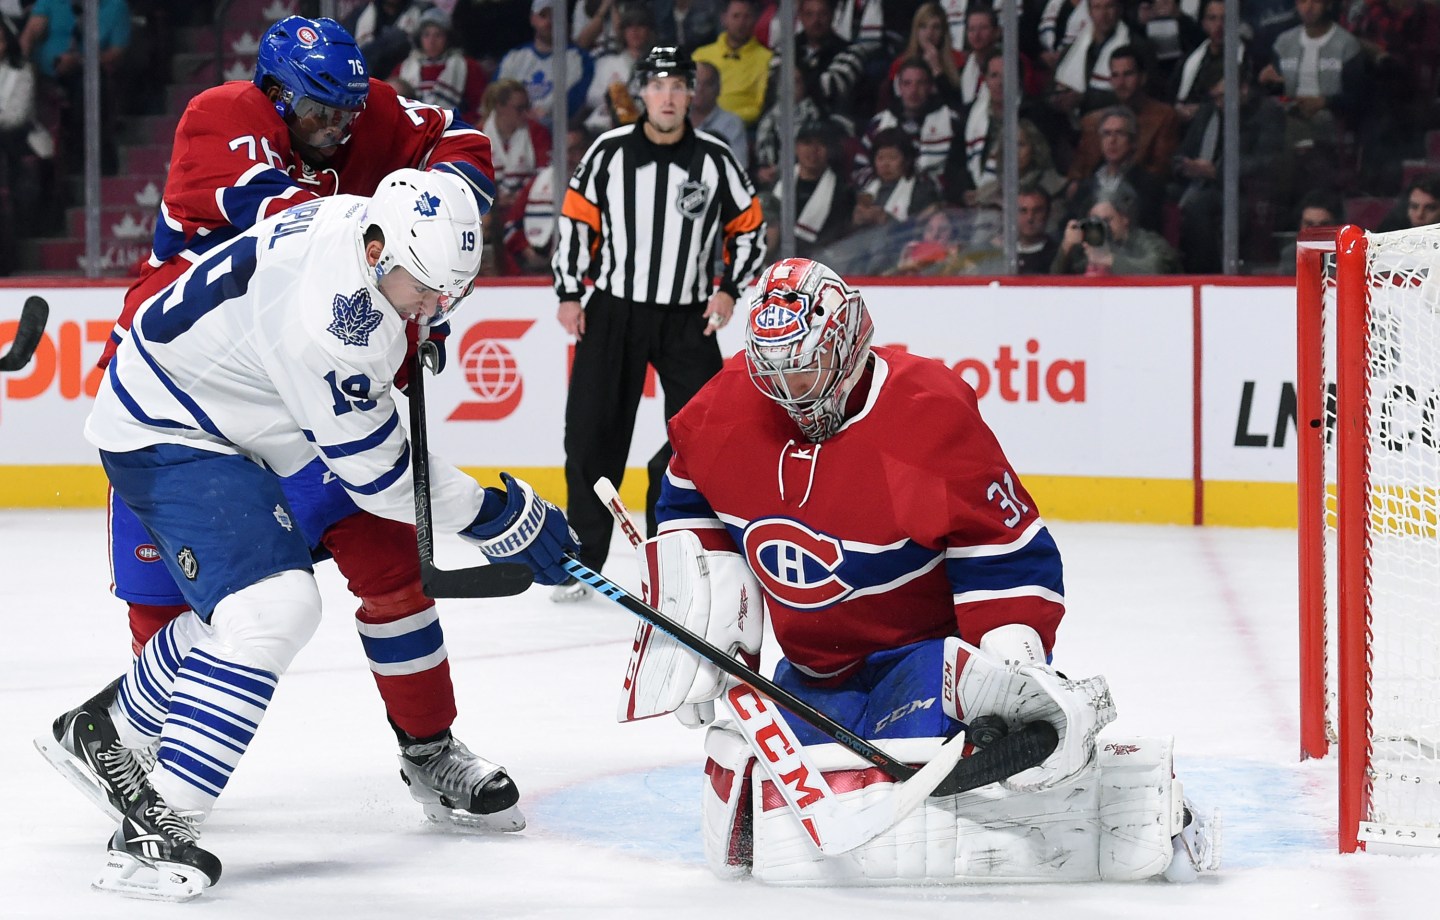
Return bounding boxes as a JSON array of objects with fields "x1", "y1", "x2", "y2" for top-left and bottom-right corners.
[
  {"x1": 0, "y1": 296, "x2": 48, "y2": 372},
  {"x1": 406, "y1": 341, "x2": 532, "y2": 598},
  {"x1": 409, "y1": 342, "x2": 440, "y2": 571}
]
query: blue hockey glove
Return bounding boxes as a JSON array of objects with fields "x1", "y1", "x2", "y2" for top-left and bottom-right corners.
[{"x1": 460, "y1": 473, "x2": 579, "y2": 585}]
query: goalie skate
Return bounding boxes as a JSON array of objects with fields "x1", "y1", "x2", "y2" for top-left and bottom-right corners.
[
  {"x1": 35, "y1": 677, "x2": 157, "y2": 823},
  {"x1": 1163, "y1": 799, "x2": 1222, "y2": 882},
  {"x1": 398, "y1": 733, "x2": 526, "y2": 832},
  {"x1": 94, "y1": 788, "x2": 220, "y2": 902}
]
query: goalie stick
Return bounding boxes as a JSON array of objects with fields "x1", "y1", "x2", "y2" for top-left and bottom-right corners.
[
  {"x1": 0, "y1": 296, "x2": 48, "y2": 372},
  {"x1": 407, "y1": 337, "x2": 533, "y2": 599},
  {"x1": 585, "y1": 479, "x2": 1058, "y2": 852}
]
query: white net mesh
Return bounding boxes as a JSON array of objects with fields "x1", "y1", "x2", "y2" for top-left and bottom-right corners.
[{"x1": 1329, "y1": 229, "x2": 1440, "y2": 840}]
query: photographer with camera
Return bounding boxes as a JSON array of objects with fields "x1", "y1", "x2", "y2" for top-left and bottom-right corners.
[{"x1": 1052, "y1": 185, "x2": 1180, "y2": 276}]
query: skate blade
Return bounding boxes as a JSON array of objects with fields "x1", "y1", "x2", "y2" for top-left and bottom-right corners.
[
  {"x1": 93, "y1": 850, "x2": 214, "y2": 902},
  {"x1": 33, "y1": 733, "x2": 123, "y2": 823},
  {"x1": 422, "y1": 802, "x2": 526, "y2": 833}
]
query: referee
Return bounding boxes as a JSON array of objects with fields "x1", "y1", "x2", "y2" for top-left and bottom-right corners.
[{"x1": 551, "y1": 45, "x2": 766, "y2": 600}]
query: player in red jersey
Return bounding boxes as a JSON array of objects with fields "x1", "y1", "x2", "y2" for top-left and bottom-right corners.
[
  {"x1": 617, "y1": 258, "x2": 1220, "y2": 884},
  {"x1": 77, "y1": 17, "x2": 523, "y2": 832}
]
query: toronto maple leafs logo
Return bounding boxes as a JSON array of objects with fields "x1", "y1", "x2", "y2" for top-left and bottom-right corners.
[
  {"x1": 414, "y1": 192, "x2": 441, "y2": 217},
  {"x1": 327, "y1": 288, "x2": 384, "y2": 346}
]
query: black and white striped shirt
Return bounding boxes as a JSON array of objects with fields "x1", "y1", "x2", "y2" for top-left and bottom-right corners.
[{"x1": 553, "y1": 119, "x2": 766, "y2": 308}]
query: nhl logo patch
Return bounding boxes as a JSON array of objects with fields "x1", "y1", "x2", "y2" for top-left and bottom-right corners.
[
  {"x1": 675, "y1": 179, "x2": 711, "y2": 221},
  {"x1": 176, "y1": 547, "x2": 199, "y2": 581}
]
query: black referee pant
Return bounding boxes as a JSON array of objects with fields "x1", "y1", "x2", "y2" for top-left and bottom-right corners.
[{"x1": 562, "y1": 289, "x2": 723, "y2": 573}]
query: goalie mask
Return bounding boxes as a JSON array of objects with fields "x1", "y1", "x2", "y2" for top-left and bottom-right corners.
[
  {"x1": 364, "y1": 168, "x2": 483, "y2": 326},
  {"x1": 745, "y1": 259, "x2": 874, "y2": 442}
]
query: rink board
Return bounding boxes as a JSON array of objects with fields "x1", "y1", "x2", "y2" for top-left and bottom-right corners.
[{"x1": 0, "y1": 277, "x2": 1298, "y2": 525}]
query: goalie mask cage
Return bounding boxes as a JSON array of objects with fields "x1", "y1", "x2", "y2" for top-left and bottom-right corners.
[{"x1": 1298, "y1": 225, "x2": 1440, "y2": 854}]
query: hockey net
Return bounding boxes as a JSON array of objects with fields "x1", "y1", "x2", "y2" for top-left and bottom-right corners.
[{"x1": 1297, "y1": 225, "x2": 1440, "y2": 853}]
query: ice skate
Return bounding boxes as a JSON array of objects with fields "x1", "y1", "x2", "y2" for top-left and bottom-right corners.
[
  {"x1": 1164, "y1": 800, "x2": 1222, "y2": 882},
  {"x1": 549, "y1": 576, "x2": 593, "y2": 603},
  {"x1": 398, "y1": 731, "x2": 526, "y2": 832},
  {"x1": 94, "y1": 786, "x2": 221, "y2": 902},
  {"x1": 35, "y1": 677, "x2": 157, "y2": 822}
]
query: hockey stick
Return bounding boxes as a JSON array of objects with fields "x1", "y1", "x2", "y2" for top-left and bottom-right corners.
[
  {"x1": 407, "y1": 338, "x2": 534, "y2": 599},
  {"x1": 0, "y1": 296, "x2": 49, "y2": 372},
  {"x1": 587, "y1": 481, "x2": 1056, "y2": 780}
]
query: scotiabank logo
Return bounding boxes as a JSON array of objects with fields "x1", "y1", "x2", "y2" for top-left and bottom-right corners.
[
  {"x1": 890, "y1": 339, "x2": 1087, "y2": 403},
  {"x1": 1, "y1": 319, "x2": 110, "y2": 403},
  {"x1": 447, "y1": 319, "x2": 534, "y2": 421}
]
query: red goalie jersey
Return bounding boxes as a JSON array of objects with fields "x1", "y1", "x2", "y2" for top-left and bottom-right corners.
[
  {"x1": 99, "y1": 79, "x2": 495, "y2": 368},
  {"x1": 654, "y1": 346, "x2": 1066, "y2": 683}
]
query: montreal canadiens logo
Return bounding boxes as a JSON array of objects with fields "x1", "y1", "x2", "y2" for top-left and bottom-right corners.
[
  {"x1": 751, "y1": 294, "x2": 810, "y2": 345},
  {"x1": 296, "y1": 26, "x2": 320, "y2": 46},
  {"x1": 742, "y1": 518, "x2": 852, "y2": 609},
  {"x1": 134, "y1": 544, "x2": 161, "y2": 563}
]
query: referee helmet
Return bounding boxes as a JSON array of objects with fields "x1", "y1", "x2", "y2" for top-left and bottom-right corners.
[{"x1": 636, "y1": 45, "x2": 696, "y2": 89}]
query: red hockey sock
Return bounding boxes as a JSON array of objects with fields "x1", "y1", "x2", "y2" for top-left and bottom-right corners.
[
  {"x1": 323, "y1": 512, "x2": 458, "y2": 740},
  {"x1": 128, "y1": 603, "x2": 189, "y2": 656}
]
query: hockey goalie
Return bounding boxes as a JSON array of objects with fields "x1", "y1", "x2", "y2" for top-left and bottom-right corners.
[{"x1": 613, "y1": 258, "x2": 1220, "y2": 885}]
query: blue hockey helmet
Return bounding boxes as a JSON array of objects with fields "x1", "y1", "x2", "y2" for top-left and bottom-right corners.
[{"x1": 254, "y1": 17, "x2": 369, "y2": 130}]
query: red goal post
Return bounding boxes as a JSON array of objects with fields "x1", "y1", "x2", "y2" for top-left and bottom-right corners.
[{"x1": 1297, "y1": 225, "x2": 1440, "y2": 854}]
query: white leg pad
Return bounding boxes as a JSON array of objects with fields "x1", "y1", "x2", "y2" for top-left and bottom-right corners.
[
  {"x1": 723, "y1": 734, "x2": 1180, "y2": 886},
  {"x1": 1096, "y1": 736, "x2": 1183, "y2": 881},
  {"x1": 700, "y1": 722, "x2": 756, "y2": 879}
]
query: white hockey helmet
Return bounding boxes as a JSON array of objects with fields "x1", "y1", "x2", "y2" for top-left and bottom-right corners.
[
  {"x1": 745, "y1": 258, "x2": 874, "y2": 442},
  {"x1": 365, "y1": 167, "x2": 483, "y2": 325}
]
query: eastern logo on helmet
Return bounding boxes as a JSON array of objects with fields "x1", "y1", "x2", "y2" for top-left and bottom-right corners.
[
  {"x1": 327, "y1": 288, "x2": 384, "y2": 347},
  {"x1": 295, "y1": 25, "x2": 320, "y2": 46},
  {"x1": 414, "y1": 191, "x2": 441, "y2": 217},
  {"x1": 742, "y1": 518, "x2": 853, "y2": 609},
  {"x1": 675, "y1": 180, "x2": 711, "y2": 220},
  {"x1": 751, "y1": 293, "x2": 810, "y2": 345}
]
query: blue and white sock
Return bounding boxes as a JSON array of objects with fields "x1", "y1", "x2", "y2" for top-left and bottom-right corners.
[{"x1": 148, "y1": 643, "x2": 277, "y2": 816}]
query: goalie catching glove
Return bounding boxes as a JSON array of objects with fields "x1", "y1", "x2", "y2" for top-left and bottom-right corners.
[
  {"x1": 617, "y1": 530, "x2": 763, "y2": 727},
  {"x1": 942, "y1": 623, "x2": 1116, "y2": 790},
  {"x1": 460, "y1": 472, "x2": 579, "y2": 585}
]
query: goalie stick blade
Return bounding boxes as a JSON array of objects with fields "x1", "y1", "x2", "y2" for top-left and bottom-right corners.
[
  {"x1": 421, "y1": 562, "x2": 534, "y2": 598},
  {"x1": 932, "y1": 720, "x2": 1059, "y2": 797},
  {"x1": 0, "y1": 295, "x2": 49, "y2": 372},
  {"x1": 807, "y1": 724, "x2": 975, "y2": 856}
]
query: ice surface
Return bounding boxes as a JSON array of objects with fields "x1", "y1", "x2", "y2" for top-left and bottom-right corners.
[{"x1": 2, "y1": 511, "x2": 1436, "y2": 918}]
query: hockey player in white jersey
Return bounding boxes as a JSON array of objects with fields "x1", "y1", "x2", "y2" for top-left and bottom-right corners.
[{"x1": 49, "y1": 168, "x2": 577, "y2": 901}]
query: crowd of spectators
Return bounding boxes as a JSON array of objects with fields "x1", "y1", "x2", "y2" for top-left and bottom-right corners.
[
  {"x1": 12, "y1": 0, "x2": 1440, "y2": 277},
  {"x1": 383, "y1": 0, "x2": 1440, "y2": 278},
  {"x1": 434, "y1": 0, "x2": 1440, "y2": 276}
]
